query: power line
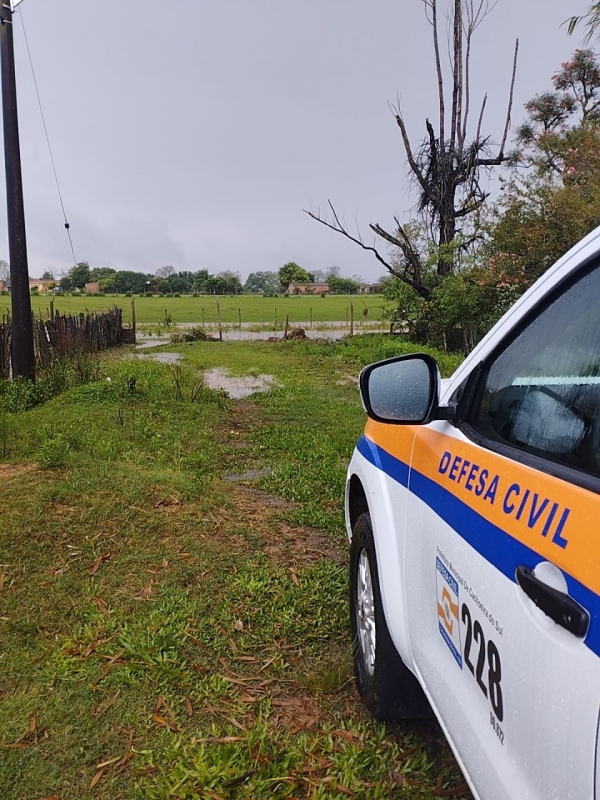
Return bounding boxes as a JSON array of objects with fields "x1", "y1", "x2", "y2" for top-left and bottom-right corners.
[{"x1": 17, "y1": 5, "x2": 77, "y2": 266}]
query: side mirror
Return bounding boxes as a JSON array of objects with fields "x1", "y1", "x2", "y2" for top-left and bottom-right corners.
[{"x1": 359, "y1": 353, "x2": 440, "y2": 425}]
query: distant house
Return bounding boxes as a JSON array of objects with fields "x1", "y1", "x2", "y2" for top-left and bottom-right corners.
[
  {"x1": 85, "y1": 282, "x2": 101, "y2": 294},
  {"x1": 359, "y1": 283, "x2": 379, "y2": 294},
  {"x1": 29, "y1": 278, "x2": 54, "y2": 293},
  {"x1": 286, "y1": 283, "x2": 330, "y2": 295}
]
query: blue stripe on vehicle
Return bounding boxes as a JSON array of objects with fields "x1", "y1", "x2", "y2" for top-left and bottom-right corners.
[
  {"x1": 356, "y1": 435, "x2": 600, "y2": 658},
  {"x1": 357, "y1": 434, "x2": 409, "y2": 487}
]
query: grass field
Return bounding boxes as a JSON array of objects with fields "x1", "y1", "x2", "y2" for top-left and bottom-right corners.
[
  {"x1": 23, "y1": 294, "x2": 390, "y2": 326},
  {"x1": 0, "y1": 336, "x2": 466, "y2": 799}
]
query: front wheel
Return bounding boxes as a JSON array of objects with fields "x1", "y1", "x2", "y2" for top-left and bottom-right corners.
[{"x1": 350, "y1": 512, "x2": 430, "y2": 720}]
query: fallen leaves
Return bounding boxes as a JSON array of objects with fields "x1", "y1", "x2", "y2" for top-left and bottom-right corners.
[
  {"x1": 88, "y1": 552, "x2": 112, "y2": 576},
  {"x1": 97, "y1": 648, "x2": 127, "y2": 681},
  {"x1": 272, "y1": 697, "x2": 321, "y2": 733},
  {"x1": 93, "y1": 596, "x2": 111, "y2": 616},
  {"x1": 154, "y1": 496, "x2": 181, "y2": 512},
  {"x1": 152, "y1": 696, "x2": 180, "y2": 733},
  {"x1": 152, "y1": 714, "x2": 180, "y2": 733},
  {"x1": 90, "y1": 727, "x2": 137, "y2": 787},
  {"x1": 91, "y1": 689, "x2": 120, "y2": 718},
  {"x1": 6, "y1": 714, "x2": 37, "y2": 748},
  {"x1": 89, "y1": 767, "x2": 106, "y2": 789}
]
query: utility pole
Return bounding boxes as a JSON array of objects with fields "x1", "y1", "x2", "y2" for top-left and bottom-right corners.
[{"x1": 0, "y1": 0, "x2": 35, "y2": 380}]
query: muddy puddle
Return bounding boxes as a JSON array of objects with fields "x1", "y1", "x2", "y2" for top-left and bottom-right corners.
[
  {"x1": 136, "y1": 336, "x2": 171, "y2": 349},
  {"x1": 204, "y1": 367, "x2": 279, "y2": 399},
  {"x1": 145, "y1": 352, "x2": 182, "y2": 364}
]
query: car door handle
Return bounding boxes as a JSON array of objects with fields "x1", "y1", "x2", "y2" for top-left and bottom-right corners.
[{"x1": 515, "y1": 565, "x2": 589, "y2": 638}]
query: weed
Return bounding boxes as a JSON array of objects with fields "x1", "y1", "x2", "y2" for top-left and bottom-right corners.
[{"x1": 36, "y1": 427, "x2": 70, "y2": 468}]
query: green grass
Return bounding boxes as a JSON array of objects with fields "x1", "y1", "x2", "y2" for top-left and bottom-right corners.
[
  {"x1": 25, "y1": 293, "x2": 389, "y2": 326},
  {"x1": 0, "y1": 336, "x2": 468, "y2": 799}
]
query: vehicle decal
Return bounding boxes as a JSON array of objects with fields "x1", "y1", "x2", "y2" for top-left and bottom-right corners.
[
  {"x1": 437, "y1": 547, "x2": 506, "y2": 742},
  {"x1": 436, "y1": 556, "x2": 463, "y2": 667},
  {"x1": 358, "y1": 425, "x2": 600, "y2": 658}
]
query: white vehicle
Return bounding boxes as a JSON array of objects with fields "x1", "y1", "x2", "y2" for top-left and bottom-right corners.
[{"x1": 346, "y1": 227, "x2": 600, "y2": 800}]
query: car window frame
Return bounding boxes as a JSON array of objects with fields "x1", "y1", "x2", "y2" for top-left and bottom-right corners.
[{"x1": 458, "y1": 252, "x2": 600, "y2": 496}]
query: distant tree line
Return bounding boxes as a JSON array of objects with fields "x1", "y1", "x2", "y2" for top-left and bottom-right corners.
[{"x1": 48, "y1": 261, "x2": 384, "y2": 296}]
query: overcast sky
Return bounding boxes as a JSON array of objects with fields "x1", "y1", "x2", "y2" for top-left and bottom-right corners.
[{"x1": 2, "y1": 0, "x2": 587, "y2": 282}]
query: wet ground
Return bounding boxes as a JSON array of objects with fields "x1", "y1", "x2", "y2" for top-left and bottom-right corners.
[
  {"x1": 139, "y1": 352, "x2": 280, "y2": 400},
  {"x1": 145, "y1": 352, "x2": 182, "y2": 363},
  {"x1": 203, "y1": 367, "x2": 280, "y2": 398},
  {"x1": 135, "y1": 320, "x2": 386, "y2": 346}
]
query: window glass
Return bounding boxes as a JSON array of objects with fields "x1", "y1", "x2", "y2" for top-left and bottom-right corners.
[{"x1": 471, "y1": 263, "x2": 600, "y2": 478}]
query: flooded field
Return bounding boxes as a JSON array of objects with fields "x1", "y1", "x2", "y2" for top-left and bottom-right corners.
[{"x1": 136, "y1": 319, "x2": 387, "y2": 346}]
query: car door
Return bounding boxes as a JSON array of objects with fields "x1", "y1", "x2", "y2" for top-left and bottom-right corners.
[{"x1": 404, "y1": 259, "x2": 600, "y2": 800}]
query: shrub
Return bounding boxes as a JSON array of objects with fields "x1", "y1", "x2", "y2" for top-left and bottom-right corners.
[{"x1": 36, "y1": 431, "x2": 70, "y2": 469}]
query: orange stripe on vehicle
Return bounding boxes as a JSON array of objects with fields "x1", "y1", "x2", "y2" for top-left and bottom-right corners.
[{"x1": 365, "y1": 422, "x2": 600, "y2": 597}]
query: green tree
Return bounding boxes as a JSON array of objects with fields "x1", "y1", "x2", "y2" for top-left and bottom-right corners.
[
  {"x1": 217, "y1": 270, "x2": 243, "y2": 294},
  {"x1": 192, "y1": 269, "x2": 211, "y2": 293},
  {"x1": 278, "y1": 262, "x2": 313, "y2": 290},
  {"x1": 489, "y1": 169, "x2": 600, "y2": 287},
  {"x1": 490, "y1": 50, "x2": 600, "y2": 286},
  {"x1": 68, "y1": 261, "x2": 92, "y2": 289},
  {"x1": 568, "y1": 5, "x2": 600, "y2": 42},
  {"x1": 59, "y1": 274, "x2": 73, "y2": 292},
  {"x1": 327, "y1": 276, "x2": 360, "y2": 294},
  {"x1": 514, "y1": 50, "x2": 600, "y2": 177},
  {"x1": 111, "y1": 271, "x2": 153, "y2": 294},
  {"x1": 244, "y1": 271, "x2": 281, "y2": 294},
  {"x1": 89, "y1": 267, "x2": 116, "y2": 281}
]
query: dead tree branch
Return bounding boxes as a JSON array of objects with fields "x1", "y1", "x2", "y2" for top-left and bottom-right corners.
[{"x1": 304, "y1": 202, "x2": 431, "y2": 299}]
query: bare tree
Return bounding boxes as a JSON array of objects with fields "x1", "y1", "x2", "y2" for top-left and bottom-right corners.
[
  {"x1": 306, "y1": 0, "x2": 518, "y2": 297},
  {"x1": 156, "y1": 265, "x2": 176, "y2": 278}
]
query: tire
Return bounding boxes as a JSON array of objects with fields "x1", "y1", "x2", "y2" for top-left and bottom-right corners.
[{"x1": 350, "y1": 512, "x2": 431, "y2": 720}]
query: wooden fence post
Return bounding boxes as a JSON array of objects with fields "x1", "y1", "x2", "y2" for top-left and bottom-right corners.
[
  {"x1": 350, "y1": 302, "x2": 354, "y2": 337},
  {"x1": 310, "y1": 307, "x2": 313, "y2": 327},
  {"x1": 216, "y1": 300, "x2": 223, "y2": 341},
  {"x1": 131, "y1": 297, "x2": 136, "y2": 343},
  {"x1": 238, "y1": 307, "x2": 242, "y2": 331},
  {"x1": 202, "y1": 307, "x2": 205, "y2": 329},
  {"x1": 284, "y1": 314, "x2": 289, "y2": 339}
]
